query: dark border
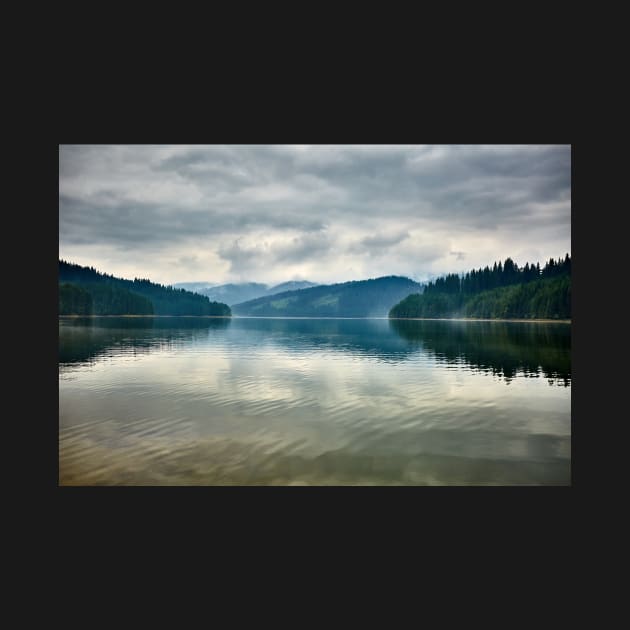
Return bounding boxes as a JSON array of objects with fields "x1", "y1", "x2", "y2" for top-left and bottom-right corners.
[{"x1": 53, "y1": 108, "x2": 575, "y2": 544}]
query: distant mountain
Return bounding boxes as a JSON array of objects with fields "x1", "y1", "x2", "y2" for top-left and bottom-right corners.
[
  {"x1": 268, "y1": 280, "x2": 318, "y2": 294},
  {"x1": 174, "y1": 280, "x2": 319, "y2": 306},
  {"x1": 59, "y1": 261, "x2": 231, "y2": 316},
  {"x1": 232, "y1": 276, "x2": 423, "y2": 318},
  {"x1": 197, "y1": 283, "x2": 269, "y2": 305},
  {"x1": 172, "y1": 282, "x2": 216, "y2": 293}
]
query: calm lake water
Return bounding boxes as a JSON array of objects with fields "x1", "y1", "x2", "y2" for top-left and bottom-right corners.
[{"x1": 59, "y1": 317, "x2": 571, "y2": 485}]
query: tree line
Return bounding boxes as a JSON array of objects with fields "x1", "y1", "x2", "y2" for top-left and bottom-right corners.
[
  {"x1": 390, "y1": 255, "x2": 571, "y2": 320},
  {"x1": 59, "y1": 260, "x2": 231, "y2": 316},
  {"x1": 59, "y1": 282, "x2": 154, "y2": 315},
  {"x1": 424, "y1": 254, "x2": 570, "y2": 296}
]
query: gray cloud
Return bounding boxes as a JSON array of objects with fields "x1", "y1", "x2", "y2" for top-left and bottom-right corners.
[
  {"x1": 217, "y1": 229, "x2": 334, "y2": 275},
  {"x1": 273, "y1": 230, "x2": 333, "y2": 264},
  {"x1": 59, "y1": 145, "x2": 571, "y2": 285},
  {"x1": 348, "y1": 231, "x2": 411, "y2": 256}
]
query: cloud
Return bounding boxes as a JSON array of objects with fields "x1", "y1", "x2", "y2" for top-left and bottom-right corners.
[
  {"x1": 347, "y1": 231, "x2": 411, "y2": 257},
  {"x1": 59, "y1": 145, "x2": 571, "y2": 285},
  {"x1": 217, "y1": 229, "x2": 334, "y2": 276}
]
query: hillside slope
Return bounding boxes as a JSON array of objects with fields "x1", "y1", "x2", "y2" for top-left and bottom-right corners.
[
  {"x1": 389, "y1": 256, "x2": 570, "y2": 320},
  {"x1": 193, "y1": 281, "x2": 319, "y2": 305},
  {"x1": 232, "y1": 276, "x2": 423, "y2": 318},
  {"x1": 59, "y1": 261, "x2": 231, "y2": 316}
]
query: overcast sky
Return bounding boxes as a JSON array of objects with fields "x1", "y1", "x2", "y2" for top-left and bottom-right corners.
[{"x1": 59, "y1": 145, "x2": 571, "y2": 286}]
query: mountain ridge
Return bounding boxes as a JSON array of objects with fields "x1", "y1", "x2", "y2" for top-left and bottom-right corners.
[
  {"x1": 173, "y1": 280, "x2": 319, "y2": 305},
  {"x1": 232, "y1": 276, "x2": 423, "y2": 318}
]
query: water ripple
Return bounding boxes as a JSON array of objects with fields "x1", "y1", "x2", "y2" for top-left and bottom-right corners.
[{"x1": 59, "y1": 318, "x2": 570, "y2": 485}]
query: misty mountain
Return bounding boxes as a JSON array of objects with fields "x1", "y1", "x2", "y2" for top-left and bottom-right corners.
[
  {"x1": 197, "y1": 283, "x2": 269, "y2": 305},
  {"x1": 232, "y1": 276, "x2": 423, "y2": 318},
  {"x1": 174, "y1": 280, "x2": 319, "y2": 306},
  {"x1": 268, "y1": 280, "x2": 318, "y2": 294},
  {"x1": 172, "y1": 282, "x2": 216, "y2": 293}
]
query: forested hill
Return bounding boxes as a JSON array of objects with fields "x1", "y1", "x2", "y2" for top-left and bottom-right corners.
[
  {"x1": 194, "y1": 281, "x2": 318, "y2": 306},
  {"x1": 59, "y1": 260, "x2": 231, "y2": 316},
  {"x1": 232, "y1": 276, "x2": 423, "y2": 318},
  {"x1": 389, "y1": 255, "x2": 571, "y2": 320}
]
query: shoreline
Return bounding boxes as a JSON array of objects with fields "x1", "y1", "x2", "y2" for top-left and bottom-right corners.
[
  {"x1": 59, "y1": 314, "x2": 232, "y2": 318},
  {"x1": 388, "y1": 317, "x2": 571, "y2": 324},
  {"x1": 59, "y1": 314, "x2": 570, "y2": 324}
]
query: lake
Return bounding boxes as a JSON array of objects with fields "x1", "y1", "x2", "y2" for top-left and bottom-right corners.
[{"x1": 59, "y1": 317, "x2": 571, "y2": 485}]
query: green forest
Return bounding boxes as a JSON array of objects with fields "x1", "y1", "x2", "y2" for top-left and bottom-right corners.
[
  {"x1": 232, "y1": 276, "x2": 423, "y2": 318},
  {"x1": 59, "y1": 282, "x2": 154, "y2": 315},
  {"x1": 59, "y1": 261, "x2": 231, "y2": 316},
  {"x1": 389, "y1": 255, "x2": 571, "y2": 320}
]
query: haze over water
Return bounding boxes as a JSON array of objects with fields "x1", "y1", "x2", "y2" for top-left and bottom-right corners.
[{"x1": 59, "y1": 317, "x2": 570, "y2": 485}]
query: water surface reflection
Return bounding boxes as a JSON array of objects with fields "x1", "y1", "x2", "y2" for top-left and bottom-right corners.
[
  {"x1": 59, "y1": 316, "x2": 230, "y2": 367},
  {"x1": 389, "y1": 319, "x2": 570, "y2": 385},
  {"x1": 59, "y1": 317, "x2": 571, "y2": 485}
]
